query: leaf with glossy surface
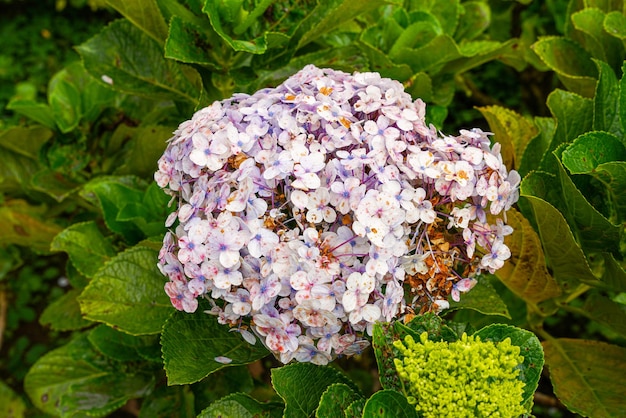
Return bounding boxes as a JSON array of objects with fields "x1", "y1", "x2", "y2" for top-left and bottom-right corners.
[
  {"x1": 543, "y1": 338, "x2": 626, "y2": 417},
  {"x1": 494, "y1": 208, "x2": 562, "y2": 302},
  {"x1": 77, "y1": 19, "x2": 200, "y2": 104},
  {"x1": 316, "y1": 383, "x2": 362, "y2": 418},
  {"x1": 78, "y1": 246, "x2": 173, "y2": 335},
  {"x1": 449, "y1": 274, "x2": 511, "y2": 318},
  {"x1": 561, "y1": 131, "x2": 626, "y2": 173},
  {"x1": 40, "y1": 289, "x2": 92, "y2": 331},
  {"x1": 51, "y1": 221, "x2": 116, "y2": 278},
  {"x1": 24, "y1": 333, "x2": 153, "y2": 417},
  {"x1": 198, "y1": 393, "x2": 284, "y2": 418},
  {"x1": 161, "y1": 307, "x2": 269, "y2": 385},
  {"x1": 362, "y1": 389, "x2": 417, "y2": 417},
  {"x1": 532, "y1": 37, "x2": 597, "y2": 97},
  {"x1": 474, "y1": 324, "x2": 544, "y2": 407},
  {"x1": 271, "y1": 363, "x2": 358, "y2": 418}
]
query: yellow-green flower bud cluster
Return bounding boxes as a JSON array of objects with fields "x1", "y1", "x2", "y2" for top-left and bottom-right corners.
[{"x1": 393, "y1": 332, "x2": 526, "y2": 418}]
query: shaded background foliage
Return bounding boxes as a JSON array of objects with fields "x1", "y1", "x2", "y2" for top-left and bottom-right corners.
[{"x1": 1, "y1": 0, "x2": 625, "y2": 417}]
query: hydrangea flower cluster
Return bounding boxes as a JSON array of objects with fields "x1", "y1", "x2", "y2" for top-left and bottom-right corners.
[
  {"x1": 394, "y1": 332, "x2": 526, "y2": 417},
  {"x1": 155, "y1": 65, "x2": 520, "y2": 365}
]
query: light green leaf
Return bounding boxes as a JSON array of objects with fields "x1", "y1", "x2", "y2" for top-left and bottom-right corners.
[
  {"x1": 198, "y1": 393, "x2": 284, "y2": 418},
  {"x1": 105, "y1": 0, "x2": 169, "y2": 44},
  {"x1": 0, "y1": 380, "x2": 26, "y2": 418},
  {"x1": 202, "y1": 1, "x2": 268, "y2": 54},
  {"x1": 532, "y1": 37, "x2": 597, "y2": 97},
  {"x1": 604, "y1": 11, "x2": 626, "y2": 40},
  {"x1": 78, "y1": 246, "x2": 173, "y2": 335},
  {"x1": 48, "y1": 72, "x2": 82, "y2": 133},
  {"x1": 345, "y1": 399, "x2": 365, "y2": 418},
  {"x1": 393, "y1": 35, "x2": 461, "y2": 73},
  {"x1": 454, "y1": 1, "x2": 490, "y2": 41},
  {"x1": 24, "y1": 333, "x2": 153, "y2": 417},
  {"x1": 271, "y1": 363, "x2": 359, "y2": 418},
  {"x1": 493, "y1": 208, "x2": 562, "y2": 302},
  {"x1": 316, "y1": 383, "x2": 362, "y2": 418},
  {"x1": 592, "y1": 162, "x2": 626, "y2": 221},
  {"x1": 361, "y1": 389, "x2": 417, "y2": 417},
  {"x1": 543, "y1": 338, "x2": 626, "y2": 417},
  {"x1": 449, "y1": 274, "x2": 511, "y2": 318},
  {"x1": 51, "y1": 221, "x2": 116, "y2": 278},
  {"x1": 593, "y1": 59, "x2": 621, "y2": 136},
  {"x1": 161, "y1": 306, "x2": 269, "y2": 385},
  {"x1": 474, "y1": 324, "x2": 544, "y2": 408},
  {"x1": 40, "y1": 288, "x2": 92, "y2": 331},
  {"x1": 77, "y1": 19, "x2": 200, "y2": 104},
  {"x1": 6, "y1": 99, "x2": 56, "y2": 129},
  {"x1": 0, "y1": 200, "x2": 62, "y2": 253}
]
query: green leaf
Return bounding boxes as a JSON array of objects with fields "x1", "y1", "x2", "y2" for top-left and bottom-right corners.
[
  {"x1": 361, "y1": 389, "x2": 417, "y2": 417},
  {"x1": 164, "y1": 16, "x2": 221, "y2": 67},
  {"x1": 519, "y1": 192, "x2": 599, "y2": 291},
  {"x1": 0, "y1": 380, "x2": 26, "y2": 418},
  {"x1": 31, "y1": 168, "x2": 83, "y2": 202},
  {"x1": 0, "y1": 200, "x2": 62, "y2": 253},
  {"x1": 454, "y1": 1, "x2": 490, "y2": 41},
  {"x1": 80, "y1": 176, "x2": 146, "y2": 243},
  {"x1": 40, "y1": 288, "x2": 92, "y2": 331},
  {"x1": 105, "y1": 0, "x2": 169, "y2": 44},
  {"x1": 198, "y1": 393, "x2": 284, "y2": 418},
  {"x1": 316, "y1": 383, "x2": 362, "y2": 418},
  {"x1": 473, "y1": 324, "x2": 544, "y2": 408},
  {"x1": 293, "y1": 0, "x2": 399, "y2": 50},
  {"x1": 604, "y1": 11, "x2": 626, "y2": 40},
  {"x1": 583, "y1": 293, "x2": 626, "y2": 337},
  {"x1": 78, "y1": 246, "x2": 173, "y2": 335},
  {"x1": 449, "y1": 274, "x2": 511, "y2": 318},
  {"x1": 561, "y1": 131, "x2": 626, "y2": 173},
  {"x1": 400, "y1": 314, "x2": 459, "y2": 342},
  {"x1": 24, "y1": 333, "x2": 153, "y2": 417},
  {"x1": 477, "y1": 105, "x2": 538, "y2": 171},
  {"x1": 593, "y1": 59, "x2": 621, "y2": 136},
  {"x1": 591, "y1": 162, "x2": 626, "y2": 221},
  {"x1": 161, "y1": 306, "x2": 269, "y2": 385},
  {"x1": 202, "y1": 1, "x2": 268, "y2": 54},
  {"x1": 543, "y1": 338, "x2": 626, "y2": 417},
  {"x1": 0, "y1": 126, "x2": 52, "y2": 193},
  {"x1": 51, "y1": 221, "x2": 117, "y2": 278},
  {"x1": 393, "y1": 35, "x2": 461, "y2": 73},
  {"x1": 372, "y1": 322, "x2": 405, "y2": 391},
  {"x1": 345, "y1": 399, "x2": 365, "y2": 418},
  {"x1": 77, "y1": 19, "x2": 201, "y2": 104},
  {"x1": 518, "y1": 117, "x2": 556, "y2": 177},
  {"x1": 114, "y1": 182, "x2": 172, "y2": 238},
  {"x1": 88, "y1": 325, "x2": 160, "y2": 362},
  {"x1": 554, "y1": 155, "x2": 621, "y2": 254},
  {"x1": 601, "y1": 252, "x2": 626, "y2": 292},
  {"x1": 542, "y1": 89, "x2": 593, "y2": 172},
  {"x1": 48, "y1": 70, "x2": 82, "y2": 133},
  {"x1": 5, "y1": 99, "x2": 56, "y2": 129},
  {"x1": 494, "y1": 208, "x2": 562, "y2": 303},
  {"x1": 531, "y1": 37, "x2": 597, "y2": 97},
  {"x1": 271, "y1": 362, "x2": 359, "y2": 418}
]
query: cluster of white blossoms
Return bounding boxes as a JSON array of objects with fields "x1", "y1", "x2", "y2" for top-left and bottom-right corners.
[{"x1": 155, "y1": 65, "x2": 520, "y2": 365}]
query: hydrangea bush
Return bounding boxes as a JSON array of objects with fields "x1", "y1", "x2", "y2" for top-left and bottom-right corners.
[{"x1": 155, "y1": 65, "x2": 520, "y2": 364}]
